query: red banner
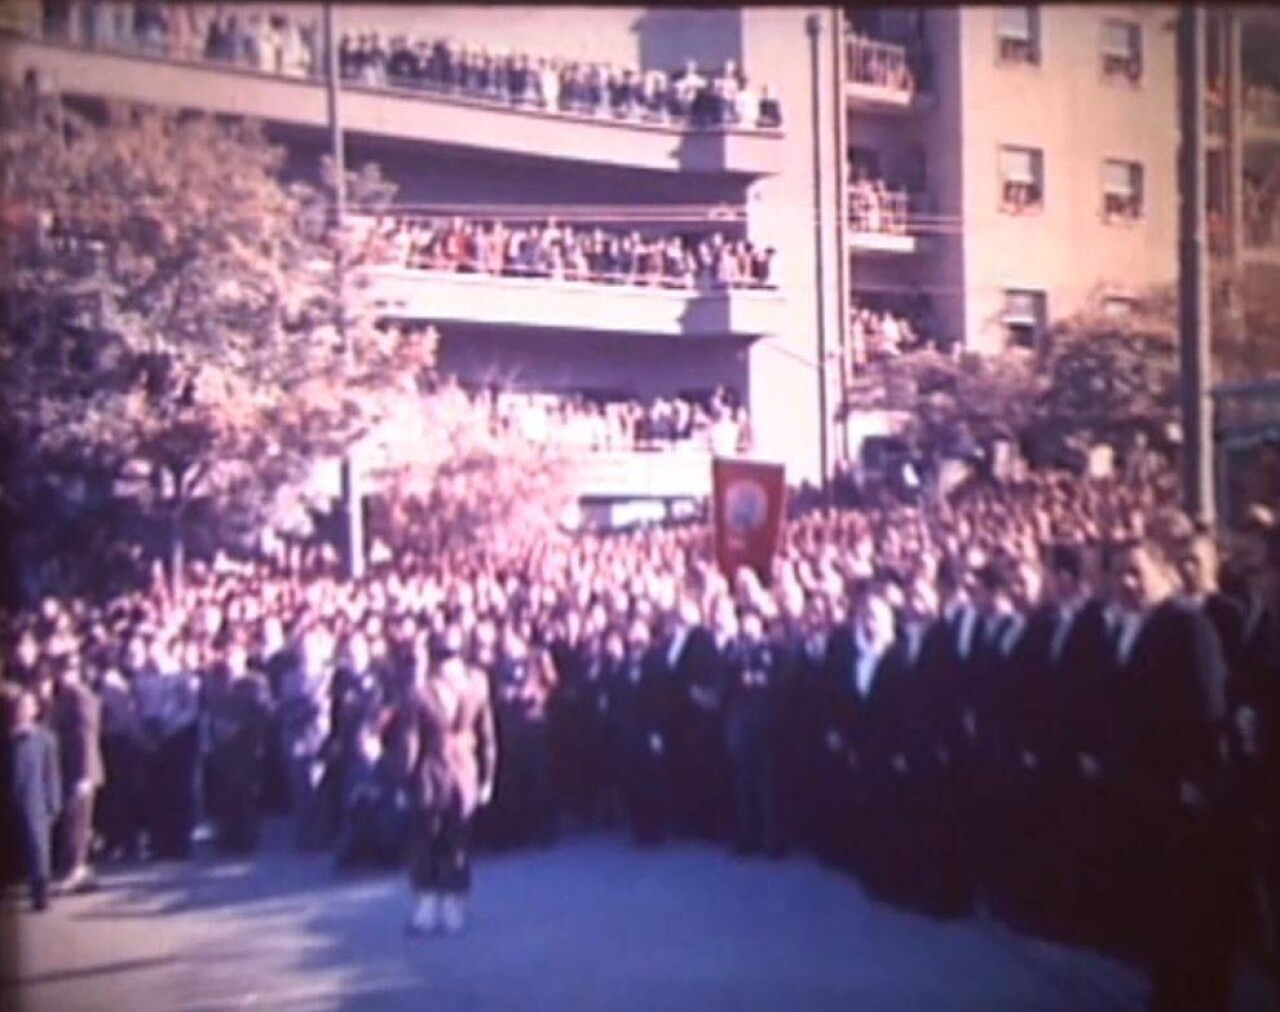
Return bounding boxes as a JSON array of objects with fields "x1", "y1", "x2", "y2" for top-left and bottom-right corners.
[{"x1": 712, "y1": 457, "x2": 786, "y2": 584}]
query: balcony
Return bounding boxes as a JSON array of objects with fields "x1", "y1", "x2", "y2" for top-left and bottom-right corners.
[
  {"x1": 1206, "y1": 87, "x2": 1228, "y2": 144},
  {"x1": 573, "y1": 449, "x2": 715, "y2": 500},
  {"x1": 365, "y1": 267, "x2": 784, "y2": 339},
  {"x1": 1243, "y1": 83, "x2": 1280, "y2": 142},
  {"x1": 848, "y1": 190, "x2": 925, "y2": 256},
  {"x1": 0, "y1": 32, "x2": 784, "y2": 178},
  {"x1": 844, "y1": 34, "x2": 933, "y2": 115}
]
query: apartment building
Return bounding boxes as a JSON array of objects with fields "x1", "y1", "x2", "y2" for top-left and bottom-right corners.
[
  {"x1": 844, "y1": 4, "x2": 1180, "y2": 363},
  {"x1": 3, "y1": 4, "x2": 1265, "y2": 503},
  {"x1": 1203, "y1": 6, "x2": 1280, "y2": 287},
  {"x1": 1, "y1": 3, "x2": 846, "y2": 505}
]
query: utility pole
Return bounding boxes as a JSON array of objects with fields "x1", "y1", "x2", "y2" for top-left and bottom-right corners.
[
  {"x1": 325, "y1": 1, "x2": 364, "y2": 578},
  {"x1": 1177, "y1": 5, "x2": 1215, "y2": 527},
  {"x1": 806, "y1": 13, "x2": 831, "y2": 503},
  {"x1": 830, "y1": 8, "x2": 851, "y2": 469}
]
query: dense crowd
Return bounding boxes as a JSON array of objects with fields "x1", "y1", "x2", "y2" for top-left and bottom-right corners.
[
  {"x1": 474, "y1": 387, "x2": 750, "y2": 455},
  {"x1": 850, "y1": 302, "x2": 930, "y2": 364},
  {"x1": 4, "y1": 453, "x2": 1280, "y2": 1003},
  {"x1": 38, "y1": 2, "x2": 783, "y2": 130},
  {"x1": 361, "y1": 216, "x2": 778, "y2": 291}
]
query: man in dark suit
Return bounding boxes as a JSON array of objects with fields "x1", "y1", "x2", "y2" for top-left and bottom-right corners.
[
  {"x1": 8, "y1": 689, "x2": 61, "y2": 911},
  {"x1": 1002, "y1": 545, "x2": 1088, "y2": 932},
  {"x1": 960, "y1": 563, "x2": 1026, "y2": 915},
  {"x1": 609, "y1": 618, "x2": 672, "y2": 845},
  {"x1": 1220, "y1": 553, "x2": 1280, "y2": 993},
  {"x1": 51, "y1": 652, "x2": 104, "y2": 892},
  {"x1": 723, "y1": 610, "x2": 783, "y2": 857},
  {"x1": 1051, "y1": 542, "x2": 1128, "y2": 948},
  {"x1": 1113, "y1": 540, "x2": 1237, "y2": 1011},
  {"x1": 820, "y1": 585, "x2": 902, "y2": 887},
  {"x1": 662, "y1": 597, "x2": 728, "y2": 841},
  {"x1": 205, "y1": 641, "x2": 273, "y2": 854}
]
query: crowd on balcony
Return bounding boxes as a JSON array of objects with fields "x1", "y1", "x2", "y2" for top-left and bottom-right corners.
[
  {"x1": 469, "y1": 387, "x2": 750, "y2": 456},
  {"x1": 849, "y1": 299, "x2": 941, "y2": 368},
  {"x1": 843, "y1": 11, "x2": 931, "y2": 98},
  {"x1": 1244, "y1": 81, "x2": 1280, "y2": 129},
  {"x1": 845, "y1": 33, "x2": 914, "y2": 94},
  {"x1": 360, "y1": 216, "x2": 778, "y2": 291},
  {"x1": 342, "y1": 37, "x2": 783, "y2": 130},
  {"x1": 848, "y1": 170, "x2": 913, "y2": 237},
  {"x1": 36, "y1": 3, "x2": 782, "y2": 131},
  {"x1": 1243, "y1": 164, "x2": 1280, "y2": 249}
]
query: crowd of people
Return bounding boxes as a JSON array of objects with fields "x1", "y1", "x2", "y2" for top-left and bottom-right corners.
[
  {"x1": 37, "y1": 3, "x2": 783, "y2": 130},
  {"x1": 845, "y1": 33, "x2": 916, "y2": 95},
  {"x1": 360, "y1": 216, "x2": 778, "y2": 291},
  {"x1": 1244, "y1": 165, "x2": 1280, "y2": 251},
  {"x1": 849, "y1": 301, "x2": 932, "y2": 365},
  {"x1": 848, "y1": 171, "x2": 914, "y2": 238},
  {"x1": 474, "y1": 387, "x2": 750, "y2": 456},
  {"x1": 4, "y1": 451, "x2": 1280, "y2": 1007},
  {"x1": 1244, "y1": 81, "x2": 1280, "y2": 129}
]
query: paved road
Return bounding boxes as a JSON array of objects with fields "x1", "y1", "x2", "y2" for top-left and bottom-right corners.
[{"x1": 1, "y1": 823, "x2": 1273, "y2": 1012}]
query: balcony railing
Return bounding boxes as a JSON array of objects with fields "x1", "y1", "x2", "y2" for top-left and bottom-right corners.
[
  {"x1": 365, "y1": 266, "x2": 784, "y2": 339},
  {"x1": 0, "y1": 31, "x2": 784, "y2": 176},
  {"x1": 847, "y1": 188, "x2": 931, "y2": 255},
  {"x1": 844, "y1": 34, "x2": 930, "y2": 111},
  {"x1": 1206, "y1": 88, "x2": 1228, "y2": 139},
  {"x1": 1243, "y1": 84, "x2": 1280, "y2": 132}
]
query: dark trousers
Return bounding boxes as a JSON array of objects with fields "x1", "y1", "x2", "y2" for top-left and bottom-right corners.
[
  {"x1": 17, "y1": 810, "x2": 52, "y2": 906},
  {"x1": 674, "y1": 715, "x2": 729, "y2": 841},
  {"x1": 484, "y1": 715, "x2": 553, "y2": 848},
  {"x1": 56, "y1": 788, "x2": 96, "y2": 876},
  {"x1": 1144, "y1": 806, "x2": 1243, "y2": 1012},
  {"x1": 617, "y1": 739, "x2": 670, "y2": 845},
  {"x1": 146, "y1": 726, "x2": 198, "y2": 859},
  {"x1": 98, "y1": 733, "x2": 143, "y2": 858},
  {"x1": 207, "y1": 752, "x2": 262, "y2": 854},
  {"x1": 409, "y1": 806, "x2": 471, "y2": 895},
  {"x1": 726, "y1": 716, "x2": 779, "y2": 854}
]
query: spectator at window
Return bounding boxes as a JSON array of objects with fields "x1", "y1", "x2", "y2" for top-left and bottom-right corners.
[{"x1": 758, "y1": 84, "x2": 782, "y2": 128}]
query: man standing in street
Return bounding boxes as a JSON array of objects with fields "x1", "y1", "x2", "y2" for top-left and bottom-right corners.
[
  {"x1": 723, "y1": 610, "x2": 782, "y2": 857},
  {"x1": 51, "y1": 651, "x2": 104, "y2": 892},
  {"x1": 8, "y1": 689, "x2": 61, "y2": 911}
]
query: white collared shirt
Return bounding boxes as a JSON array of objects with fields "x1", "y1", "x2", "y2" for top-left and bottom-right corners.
[
  {"x1": 1115, "y1": 610, "x2": 1145, "y2": 666},
  {"x1": 955, "y1": 607, "x2": 979, "y2": 659},
  {"x1": 904, "y1": 624, "x2": 926, "y2": 668},
  {"x1": 1000, "y1": 612, "x2": 1026, "y2": 655},
  {"x1": 666, "y1": 627, "x2": 689, "y2": 669},
  {"x1": 853, "y1": 648, "x2": 879, "y2": 698},
  {"x1": 1050, "y1": 600, "x2": 1082, "y2": 665}
]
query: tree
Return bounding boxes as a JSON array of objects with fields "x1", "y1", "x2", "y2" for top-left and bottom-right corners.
[
  {"x1": 0, "y1": 83, "x2": 431, "y2": 595},
  {"x1": 364, "y1": 378, "x2": 582, "y2": 559},
  {"x1": 1039, "y1": 290, "x2": 1179, "y2": 428}
]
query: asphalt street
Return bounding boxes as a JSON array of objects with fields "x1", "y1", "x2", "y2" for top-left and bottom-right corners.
[{"x1": 2, "y1": 822, "x2": 1274, "y2": 1012}]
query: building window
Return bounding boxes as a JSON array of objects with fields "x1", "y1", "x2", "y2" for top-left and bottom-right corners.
[
  {"x1": 1102, "y1": 159, "x2": 1144, "y2": 221},
  {"x1": 999, "y1": 145, "x2": 1044, "y2": 213},
  {"x1": 1003, "y1": 289, "x2": 1047, "y2": 349},
  {"x1": 997, "y1": 7, "x2": 1040, "y2": 65},
  {"x1": 1101, "y1": 20, "x2": 1142, "y2": 83}
]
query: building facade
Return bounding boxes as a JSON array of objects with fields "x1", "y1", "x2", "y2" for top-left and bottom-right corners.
[{"x1": 3, "y1": 3, "x2": 1268, "y2": 504}]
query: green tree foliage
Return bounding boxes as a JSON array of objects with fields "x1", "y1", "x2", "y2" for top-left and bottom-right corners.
[{"x1": 0, "y1": 84, "x2": 431, "y2": 591}]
